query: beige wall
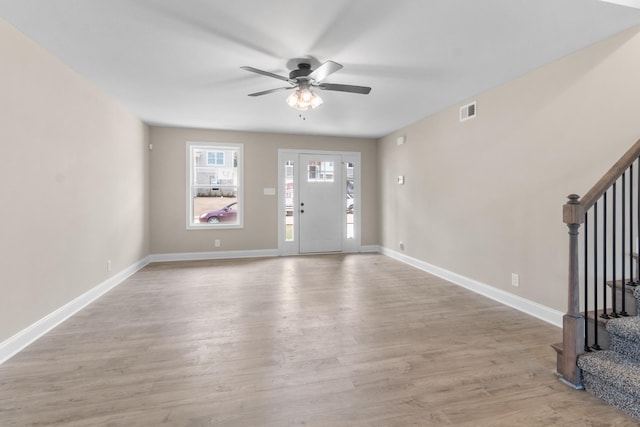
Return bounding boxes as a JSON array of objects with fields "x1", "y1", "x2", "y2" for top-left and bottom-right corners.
[
  {"x1": 379, "y1": 26, "x2": 640, "y2": 312},
  {"x1": 0, "y1": 18, "x2": 149, "y2": 342},
  {"x1": 149, "y1": 127, "x2": 378, "y2": 254}
]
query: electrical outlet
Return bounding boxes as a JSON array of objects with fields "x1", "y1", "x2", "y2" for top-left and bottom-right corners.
[
  {"x1": 511, "y1": 273, "x2": 519, "y2": 287},
  {"x1": 215, "y1": 239, "x2": 221, "y2": 248}
]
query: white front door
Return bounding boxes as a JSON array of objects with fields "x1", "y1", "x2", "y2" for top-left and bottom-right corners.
[
  {"x1": 298, "y1": 154, "x2": 343, "y2": 253},
  {"x1": 278, "y1": 149, "x2": 360, "y2": 255}
]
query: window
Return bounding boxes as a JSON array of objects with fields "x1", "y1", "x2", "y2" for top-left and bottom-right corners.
[
  {"x1": 346, "y1": 162, "x2": 355, "y2": 239},
  {"x1": 284, "y1": 160, "x2": 295, "y2": 242},
  {"x1": 307, "y1": 160, "x2": 334, "y2": 182},
  {"x1": 207, "y1": 151, "x2": 225, "y2": 165},
  {"x1": 187, "y1": 142, "x2": 243, "y2": 229}
]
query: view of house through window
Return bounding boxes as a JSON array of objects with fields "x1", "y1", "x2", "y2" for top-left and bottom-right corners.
[
  {"x1": 307, "y1": 160, "x2": 334, "y2": 182},
  {"x1": 284, "y1": 160, "x2": 294, "y2": 241},
  {"x1": 346, "y1": 162, "x2": 355, "y2": 239},
  {"x1": 187, "y1": 142, "x2": 242, "y2": 229}
]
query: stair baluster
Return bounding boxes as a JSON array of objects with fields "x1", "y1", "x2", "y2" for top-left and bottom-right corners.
[
  {"x1": 602, "y1": 192, "x2": 610, "y2": 321},
  {"x1": 622, "y1": 171, "x2": 628, "y2": 316},
  {"x1": 612, "y1": 182, "x2": 619, "y2": 318},
  {"x1": 637, "y1": 157, "x2": 640, "y2": 283},
  {"x1": 593, "y1": 201, "x2": 601, "y2": 350},
  {"x1": 584, "y1": 211, "x2": 590, "y2": 352},
  {"x1": 630, "y1": 164, "x2": 634, "y2": 288}
]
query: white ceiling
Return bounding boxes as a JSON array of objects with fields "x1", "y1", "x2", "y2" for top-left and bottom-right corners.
[{"x1": 1, "y1": 1, "x2": 640, "y2": 138}]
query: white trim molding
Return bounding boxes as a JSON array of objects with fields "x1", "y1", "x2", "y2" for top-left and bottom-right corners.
[
  {"x1": 150, "y1": 247, "x2": 379, "y2": 262},
  {"x1": 359, "y1": 245, "x2": 381, "y2": 253},
  {"x1": 380, "y1": 247, "x2": 563, "y2": 328},
  {"x1": 0, "y1": 256, "x2": 151, "y2": 365},
  {"x1": 150, "y1": 249, "x2": 280, "y2": 263}
]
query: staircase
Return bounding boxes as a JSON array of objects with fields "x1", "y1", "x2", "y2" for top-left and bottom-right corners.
[
  {"x1": 578, "y1": 287, "x2": 640, "y2": 419},
  {"x1": 555, "y1": 137, "x2": 640, "y2": 418}
]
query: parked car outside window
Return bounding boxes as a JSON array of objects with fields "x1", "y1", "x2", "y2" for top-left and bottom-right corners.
[{"x1": 199, "y1": 202, "x2": 238, "y2": 223}]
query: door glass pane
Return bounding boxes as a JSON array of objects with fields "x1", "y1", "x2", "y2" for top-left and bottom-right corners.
[
  {"x1": 285, "y1": 160, "x2": 294, "y2": 242},
  {"x1": 307, "y1": 161, "x2": 334, "y2": 182},
  {"x1": 346, "y1": 162, "x2": 355, "y2": 239}
]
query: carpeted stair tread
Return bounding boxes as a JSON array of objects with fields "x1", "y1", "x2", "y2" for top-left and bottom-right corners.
[
  {"x1": 607, "y1": 316, "x2": 640, "y2": 339},
  {"x1": 578, "y1": 350, "x2": 640, "y2": 398},
  {"x1": 574, "y1": 283, "x2": 640, "y2": 419},
  {"x1": 607, "y1": 317, "x2": 640, "y2": 364},
  {"x1": 581, "y1": 375, "x2": 640, "y2": 420}
]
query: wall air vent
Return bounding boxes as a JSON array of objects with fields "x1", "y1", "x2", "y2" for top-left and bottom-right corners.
[{"x1": 460, "y1": 101, "x2": 476, "y2": 122}]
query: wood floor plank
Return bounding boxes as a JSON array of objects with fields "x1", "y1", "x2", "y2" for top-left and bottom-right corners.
[{"x1": 0, "y1": 253, "x2": 637, "y2": 426}]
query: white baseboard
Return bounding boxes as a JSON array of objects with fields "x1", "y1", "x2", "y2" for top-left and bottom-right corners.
[
  {"x1": 0, "y1": 256, "x2": 151, "y2": 365},
  {"x1": 149, "y1": 246, "x2": 380, "y2": 262},
  {"x1": 149, "y1": 249, "x2": 280, "y2": 263},
  {"x1": 380, "y1": 247, "x2": 563, "y2": 328}
]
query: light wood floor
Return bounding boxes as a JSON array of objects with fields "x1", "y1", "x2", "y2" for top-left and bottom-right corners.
[{"x1": 0, "y1": 253, "x2": 637, "y2": 426}]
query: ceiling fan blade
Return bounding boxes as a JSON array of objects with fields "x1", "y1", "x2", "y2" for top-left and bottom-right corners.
[
  {"x1": 318, "y1": 83, "x2": 371, "y2": 94},
  {"x1": 241, "y1": 66, "x2": 292, "y2": 83},
  {"x1": 248, "y1": 87, "x2": 294, "y2": 97},
  {"x1": 308, "y1": 60, "x2": 343, "y2": 82}
]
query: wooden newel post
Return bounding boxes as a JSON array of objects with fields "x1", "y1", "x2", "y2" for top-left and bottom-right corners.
[{"x1": 558, "y1": 194, "x2": 585, "y2": 387}]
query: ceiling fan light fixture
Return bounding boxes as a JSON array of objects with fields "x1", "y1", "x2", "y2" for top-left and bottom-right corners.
[
  {"x1": 285, "y1": 88, "x2": 323, "y2": 111},
  {"x1": 286, "y1": 90, "x2": 300, "y2": 107},
  {"x1": 300, "y1": 87, "x2": 313, "y2": 102},
  {"x1": 243, "y1": 60, "x2": 370, "y2": 111},
  {"x1": 310, "y1": 93, "x2": 324, "y2": 108}
]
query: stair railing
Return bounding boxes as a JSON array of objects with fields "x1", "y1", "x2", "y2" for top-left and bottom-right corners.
[{"x1": 558, "y1": 138, "x2": 640, "y2": 387}]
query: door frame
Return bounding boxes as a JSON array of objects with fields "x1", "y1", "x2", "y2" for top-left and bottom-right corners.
[{"x1": 278, "y1": 149, "x2": 361, "y2": 255}]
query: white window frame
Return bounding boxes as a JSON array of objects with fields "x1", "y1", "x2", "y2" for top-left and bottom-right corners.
[{"x1": 186, "y1": 141, "x2": 243, "y2": 230}]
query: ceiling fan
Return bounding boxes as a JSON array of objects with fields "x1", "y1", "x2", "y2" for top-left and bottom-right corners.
[{"x1": 241, "y1": 60, "x2": 371, "y2": 111}]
